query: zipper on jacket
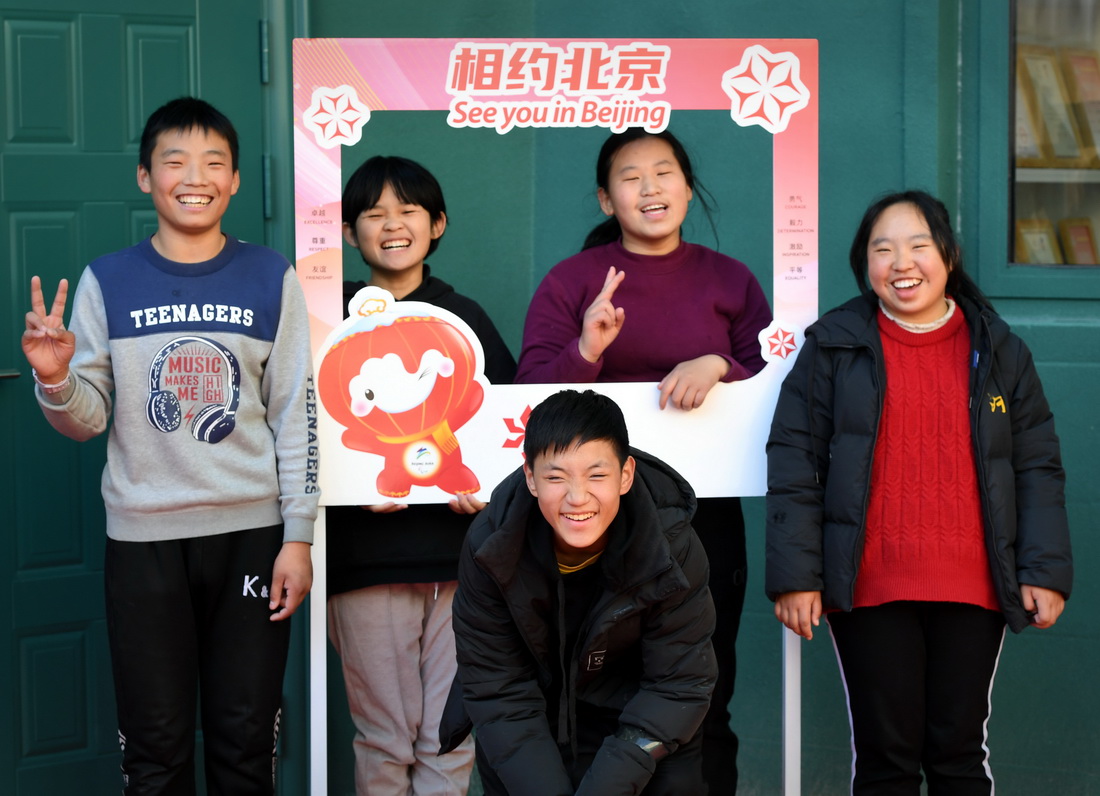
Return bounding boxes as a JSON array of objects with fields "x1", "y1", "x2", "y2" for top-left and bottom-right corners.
[
  {"x1": 855, "y1": 341, "x2": 884, "y2": 607},
  {"x1": 967, "y1": 311, "x2": 1015, "y2": 618},
  {"x1": 969, "y1": 349, "x2": 979, "y2": 410},
  {"x1": 554, "y1": 576, "x2": 573, "y2": 749}
]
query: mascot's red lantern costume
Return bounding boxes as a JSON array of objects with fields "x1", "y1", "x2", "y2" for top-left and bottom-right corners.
[{"x1": 318, "y1": 287, "x2": 484, "y2": 498}]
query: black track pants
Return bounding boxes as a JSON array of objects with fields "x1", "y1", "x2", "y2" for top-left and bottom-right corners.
[
  {"x1": 105, "y1": 525, "x2": 291, "y2": 796},
  {"x1": 828, "y1": 601, "x2": 1006, "y2": 796}
]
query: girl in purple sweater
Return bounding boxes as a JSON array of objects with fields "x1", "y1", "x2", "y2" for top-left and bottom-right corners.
[{"x1": 516, "y1": 129, "x2": 772, "y2": 792}]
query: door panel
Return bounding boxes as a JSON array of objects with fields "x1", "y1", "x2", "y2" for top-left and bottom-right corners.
[{"x1": 0, "y1": 3, "x2": 276, "y2": 793}]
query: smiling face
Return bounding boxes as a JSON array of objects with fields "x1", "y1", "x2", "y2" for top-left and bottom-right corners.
[
  {"x1": 597, "y1": 136, "x2": 693, "y2": 256},
  {"x1": 343, "y1": 183, "x2": 446, "y2": 295},
  {"x1": 524, "y1": 439, "x2": 636, "y2": 566},
  {"x1": 867, "y1": 201, "x2": 951, "y2": 324},
  {"x1": 137, "y1": 127, "x2": 239, "y2": 247}
]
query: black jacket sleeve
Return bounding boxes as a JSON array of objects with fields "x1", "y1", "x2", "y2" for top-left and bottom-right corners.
[
  {"x1": 1001, "y1": 336, "x2": 1073, "y2": 598},
  {"x1": 576, "y1": 526, "x2": 716, "y2": 795},
  {"x1": 451, "y1": 527, "x2": 574, "y2": 796},
  {"x1": 468, "y1": 304, "x2": 517, "y2": 385},
  {"x1": 765, "y1": 333, "x2": 833, "y2": 600}
]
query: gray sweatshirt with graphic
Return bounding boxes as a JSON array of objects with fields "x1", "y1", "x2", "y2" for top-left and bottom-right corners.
[{"x1": 35, "y1": 236, "x2": 319, "y2": 543}]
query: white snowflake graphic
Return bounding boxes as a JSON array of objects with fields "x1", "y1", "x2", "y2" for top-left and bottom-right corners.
[
  {"x1": 721, "y1": 46, "x2": 811, "y2": 135},
  {"x1": 303, "y1": 85, "x2": 370, "y2": 149}
]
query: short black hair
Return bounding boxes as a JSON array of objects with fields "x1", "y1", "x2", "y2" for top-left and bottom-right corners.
[
  {"x1": 139, "y1": 97, "x2": 239, "y2": 173},
  {"x1": 342, "y1": 155, "x2": 447, "y2": 256},
  {"x1": 848, "y1": 189, "x2": 993, "y2": 311},
  {"x1": 523, "y1": 390, "x2": 630, "y2": 466}
]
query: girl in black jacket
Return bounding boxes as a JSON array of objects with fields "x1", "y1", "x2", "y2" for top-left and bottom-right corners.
[{"x1": 765, "y1": 191, "x2": 1072, "y2": 795}]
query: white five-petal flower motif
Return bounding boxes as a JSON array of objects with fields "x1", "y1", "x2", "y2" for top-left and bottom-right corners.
[
  {"x1": 722, "y1": 46, "x2": 811, "y2": 135},
  {"x1": 303, "y1": 85, "x2": 370, "y2": 149}
]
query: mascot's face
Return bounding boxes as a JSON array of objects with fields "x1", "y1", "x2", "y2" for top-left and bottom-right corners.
[{"x1": 349, "y1": 349, "x2": 455, "y2": 417}]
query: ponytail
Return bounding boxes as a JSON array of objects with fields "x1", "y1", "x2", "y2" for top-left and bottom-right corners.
[{"x1": 582, "y1": 218, "x2": 622, "y2": 251}]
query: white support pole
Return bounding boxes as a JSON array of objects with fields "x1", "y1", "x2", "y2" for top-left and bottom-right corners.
[
  {"x1": 310, "y1": 507, "x2": 327, "y2": 796},
  {"x1": 782, "y1": 627, "x2": 802, "y2": 796}
]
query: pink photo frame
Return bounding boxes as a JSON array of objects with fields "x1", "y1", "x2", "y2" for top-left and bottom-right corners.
[{"x1": 294, "y1": 37, "x2": 819, "y2": 793}]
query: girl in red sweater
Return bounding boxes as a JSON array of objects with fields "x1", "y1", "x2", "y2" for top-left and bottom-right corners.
[{"x1": 766, "y1": 191, "x2": 1072, "y2": 794}]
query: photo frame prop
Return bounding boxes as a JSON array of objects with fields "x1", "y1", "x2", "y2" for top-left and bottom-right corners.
[
  {"x1": 1016, "y1": 67, "x2": 1048, "y2": 168},
  {"x1": 1059, "y1": 217, "x2": 1098, "y2": 264},
  {"x1": 294, "y1": 37, "x2": 819, "y2": 796},
  {"x1": 1061, "y1": 48, "x2": 1100, "y2": 167},
  {"x1": 1017, "y1": 45, "x2": 1090, "y2": 169},
  {"x1": 1016, "y1": 217, "x2": 1065, "y2": 264},
  {"x1": 294, "y1": 38, "x2": 819, "y2": 505}
]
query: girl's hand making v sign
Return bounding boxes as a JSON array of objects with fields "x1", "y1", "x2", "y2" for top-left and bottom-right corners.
[
  {"x1": 578, "y1": 266, "x2": 626, "y2": 364},
  {"x1": 578, "y1": 265, "x2": 730, "y2": 411}
]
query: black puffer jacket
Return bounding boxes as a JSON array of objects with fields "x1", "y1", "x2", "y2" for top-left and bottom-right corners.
[
  {"x1": 447, "y1": 449, "x2": 716, "y2": 795},
  {"x1": 765, "y1": 293, "x2": 1072, "y2": 633}
]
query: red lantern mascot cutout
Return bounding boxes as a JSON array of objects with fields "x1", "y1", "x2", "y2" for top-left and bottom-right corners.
[{"x1": 317, "y1": 286, "x2": 486, "y2": 498}]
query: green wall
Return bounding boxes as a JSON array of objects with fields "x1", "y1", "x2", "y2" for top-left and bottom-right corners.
[{"x1": 307, "y1": 1, "x2": 1099, "y2": 793}]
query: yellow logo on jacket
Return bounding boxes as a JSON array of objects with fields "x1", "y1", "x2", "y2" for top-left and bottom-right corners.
[{"x1": 988, "y1": 394, "x2": 1006, "y2": 413}]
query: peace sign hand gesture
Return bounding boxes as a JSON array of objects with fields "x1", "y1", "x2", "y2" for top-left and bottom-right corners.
[
  {"x1": 23, "y1": 276, "x2": 76, "y2": 383},
  {"x1": 578, "y1": 266, "x2": 626, "y2": 364}
]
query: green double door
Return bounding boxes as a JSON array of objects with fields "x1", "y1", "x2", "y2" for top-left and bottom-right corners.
[{"x1": 0, "y1": 2, "x2": 301, "y2": 793}]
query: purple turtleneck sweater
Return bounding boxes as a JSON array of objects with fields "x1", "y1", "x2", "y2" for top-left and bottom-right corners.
[{"x1": 517, "y1": 240, "x2": 772, "y2": 384}]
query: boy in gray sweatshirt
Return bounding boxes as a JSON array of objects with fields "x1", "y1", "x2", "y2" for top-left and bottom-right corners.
[{"x1": 21, "y1": 96, "x2": 317, "y2": 795}]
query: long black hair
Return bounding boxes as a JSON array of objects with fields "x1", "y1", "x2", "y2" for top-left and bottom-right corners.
[
  {"x1": 848, "y1": 190, "x2": 993, "y2": 311},
  {"x1": 582, "y1": 128, "x2": 717, "y2": 251}
]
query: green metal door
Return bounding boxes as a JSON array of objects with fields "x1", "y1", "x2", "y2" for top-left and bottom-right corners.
[{"x1": 0, "y1": 2, "x2": 294, "y2": 793}]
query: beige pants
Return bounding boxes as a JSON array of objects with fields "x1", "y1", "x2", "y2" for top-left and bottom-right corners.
[{"x1": 329, "y1": 582, "x2": 474, "y2": 796}]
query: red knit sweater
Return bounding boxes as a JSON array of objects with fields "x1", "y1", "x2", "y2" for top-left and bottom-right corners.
[{"x1": 852, "y1": 308, "x2": 999, "y2": 611}]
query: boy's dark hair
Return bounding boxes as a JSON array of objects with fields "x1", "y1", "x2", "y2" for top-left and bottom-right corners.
[
  {"x1": 139, "y1": 97, "x2": 239, "y2": 173},
  {"x1": 848, "y1": 189, "x2": 994, "y2": 311},
  {"x1": 342, "y1": 155, "x2": 447, "y2": 256},
  {"x1": 583, "y1": 128, "x2": 718, "y2": 251},
  {"x1": 523, "y1": 389, "x2": 630, "y2": 466}
]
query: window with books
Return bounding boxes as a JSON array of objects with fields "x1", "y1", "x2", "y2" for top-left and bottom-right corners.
[{"x1": 1014, "y1": 0, "x2": 1100, "y2": 266}]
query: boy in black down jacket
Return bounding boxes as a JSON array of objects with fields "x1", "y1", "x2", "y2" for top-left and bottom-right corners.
[{"x1": 442, "y1": 389, "x2": 716, "y2": 796}]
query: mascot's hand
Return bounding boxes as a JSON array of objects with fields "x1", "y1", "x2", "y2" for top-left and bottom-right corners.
[
  {"x1": 340, "y1": 431, "x2": 388, "y2": 456},
  {"x1": 449, "y1": 381, "x2": 485, "y2": 429}
]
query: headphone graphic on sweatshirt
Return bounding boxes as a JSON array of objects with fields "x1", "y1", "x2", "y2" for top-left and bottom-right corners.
[{"x1": 146, "y1": 336, "x2": 240, "y2": 443}]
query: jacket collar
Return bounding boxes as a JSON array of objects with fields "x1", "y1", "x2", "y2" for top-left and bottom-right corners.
[
  {"x1": 809, "y1": 293, "x2": 879, "y2": 346},
  {"x1": 471, "y1": 449, "x2": 693, "y2": 596},
  {"x1": 812, "y1": 292, "x2": 1008, "y2": 350}
]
